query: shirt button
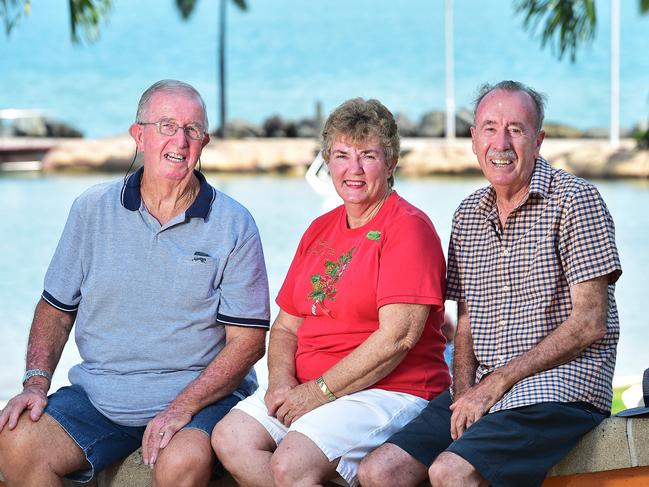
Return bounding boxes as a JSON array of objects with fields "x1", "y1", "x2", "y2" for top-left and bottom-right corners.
[
  {"x1": 502, "y1": 248, "x2": 510, "y2": 256},
  {"x1": 498, "y1": 355, "x2": 505, "y2": 363},
  {"x1": 502, "y1": 285, "x2": 510, "y2": 292},
  {"x1": 498, "y1": 320, "x2": 506, "y2": 327}
]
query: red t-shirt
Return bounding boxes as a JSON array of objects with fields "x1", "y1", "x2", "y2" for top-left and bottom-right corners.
[{"x1": 276, "y1": 192, "x2": 451, "y2": 399}]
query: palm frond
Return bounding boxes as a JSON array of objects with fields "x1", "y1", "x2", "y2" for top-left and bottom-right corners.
[{"x1": 514, "y1": 0, "x2": 597, "y2": 62}]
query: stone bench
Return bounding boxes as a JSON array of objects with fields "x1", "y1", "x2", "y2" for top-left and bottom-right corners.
[{"x1": 2, "y1": 417, "x2": 647, "y2": 486}]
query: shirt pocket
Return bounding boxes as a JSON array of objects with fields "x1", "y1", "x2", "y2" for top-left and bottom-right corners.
[
  {"x1": 172, "y1": 255, "x2": 220, "y2": 302},
  {"x1": 518, "y1": 233, "x2": 560, "y2": 301}
]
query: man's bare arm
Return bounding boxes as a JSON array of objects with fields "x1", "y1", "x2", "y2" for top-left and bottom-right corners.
[
  {"x1": 0, "y1": 298, "x2": 75, "y2": 431},
  {"x1": 450, "y1": 276, "x2": 609, "y2": 439},
  {"x1": 451, "y1": 301, "x2": 477, "y2": 399}
]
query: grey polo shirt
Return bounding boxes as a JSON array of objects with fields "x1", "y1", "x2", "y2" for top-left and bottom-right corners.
[{"x1": 43, "y1": 168, "x2": 270, "y2": 426}]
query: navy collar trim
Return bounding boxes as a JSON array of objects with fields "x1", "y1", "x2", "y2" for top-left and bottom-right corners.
[{"x1": 121, "y1": 167, "x2": 215, "y2": 219}]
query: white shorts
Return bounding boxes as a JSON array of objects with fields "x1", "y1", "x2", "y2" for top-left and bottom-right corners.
[{"x1": 233, "y1": 385, "x2": 427, "y2": 487}]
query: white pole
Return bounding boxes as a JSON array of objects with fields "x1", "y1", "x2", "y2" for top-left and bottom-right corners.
[
  {"x1": 610, "y1": 0, "x2": 620, "y2": 148},
  {"x1": 445, "y1": 0, "x2": 455, "y2": 141}
]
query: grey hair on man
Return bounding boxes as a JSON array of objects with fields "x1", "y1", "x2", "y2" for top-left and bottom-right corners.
[
  {"x1": 135, "y1": 79, "x2": 209, "y2": 129},
  {"x1": 473, "y1": 80, "x2": 547, "y2": 133}
]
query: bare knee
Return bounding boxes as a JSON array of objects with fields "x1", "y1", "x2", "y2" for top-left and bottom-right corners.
[
  {"x1": 359, "y1": 450, "x2": 393, "y2": 486},
  {"x1": 270, "y1": 450, "x2": 302, "y2": 486},
  {"x1": 211, "y1": 418, "x2": 233, "y2": 455},
  {"x1": 0, "y1": 415, "x2": 50, "y2": 478},
  {"x1": 0, "y1": 413, "x2": 86, "y2": 483},
  {"x1": 211, "y1": 416, "x2": 243, "y2": 469},
  {"x1": 428, "y1": 460, "x2": 451, "y2": 486},
  {"x1": 154, "y1": 433, "x2": 213, "y2": 487},
  {"x1": 429, "y1": 452, "x2": 482, "y2": 487},
  {"x1": 359, "y1": 444, "x2": 428, "y2": 487}
]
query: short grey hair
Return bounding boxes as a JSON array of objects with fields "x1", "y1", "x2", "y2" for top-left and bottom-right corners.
[
  {"x1": 135, "y1": 79, "x2": 208, "y2": 129},
  {"x1": 473, "y1": 80, "x2": 546, "y2": 133}
]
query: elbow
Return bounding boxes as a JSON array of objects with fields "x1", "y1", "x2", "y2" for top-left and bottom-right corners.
[
  {"x1": 393, "y1": 334, "x2": 420, "y2": 355},
  {"x1": 582, "y1": 320, "x2": 607, "y2": 346},
  {"x1": 251, "y1": 340, "x2": 266, "y2": 363},
  {"x1": 590, "y1": 322, "x2": 607, "y2": 344}
]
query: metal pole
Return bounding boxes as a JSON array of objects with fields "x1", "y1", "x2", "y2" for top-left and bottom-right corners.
[
  {"x1": 610, "y1": 0, "x2": 620, "y2": 148},
  {"x1": 218, "y1": 0, "x2": 227, "y2": 138},
  {"x1": 444, "y1": 0, "x2": 455, "y2": 141}
]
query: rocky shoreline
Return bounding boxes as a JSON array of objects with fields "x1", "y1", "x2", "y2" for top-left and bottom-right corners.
[{"x1": 23, "y1": 135, "x2": 647, "y2": 179}]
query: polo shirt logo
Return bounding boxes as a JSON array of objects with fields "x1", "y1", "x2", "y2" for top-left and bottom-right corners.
[{"x1": 192, "y1": 251, "x2": 210, "y2": 263}]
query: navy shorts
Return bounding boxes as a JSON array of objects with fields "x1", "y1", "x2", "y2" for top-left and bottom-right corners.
[
  {"x1": 44, "y1": 384, "x2": 241, "y2": 483},
  {"x1": 387, "y1": 390, "x2": 606, "y2": 487}
]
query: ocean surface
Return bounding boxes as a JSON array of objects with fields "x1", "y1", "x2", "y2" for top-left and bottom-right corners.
[
  {"x1": 0, "y1": 173, "x2": 647, "y2": 402},
  {"x1": 1, "y1": 0, "x2": 648, "y2": 137}
]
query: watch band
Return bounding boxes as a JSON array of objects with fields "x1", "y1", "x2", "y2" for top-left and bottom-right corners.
[
  {"x1": 22, "y1": 368, "x2": 52, "y2": 386},
  {"x1": 316, "y1": 376, "x2": 337, "y2": 402}
]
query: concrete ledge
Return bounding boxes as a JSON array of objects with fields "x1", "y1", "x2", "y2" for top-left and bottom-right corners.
[
  {"x1": 548, "y1": 416, "x2": 649, "y2": 476},
  {"x1": 2, "y1": 417, "x2": 647, "y2": 485}
]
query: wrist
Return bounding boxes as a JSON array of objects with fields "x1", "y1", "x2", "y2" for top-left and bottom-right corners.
[
  {"x1": 23, "y1": 376, "x2": 50, "y2": 393},
  {"x1": 315, "y1": 376, "x2": 337, "y2": 402}
]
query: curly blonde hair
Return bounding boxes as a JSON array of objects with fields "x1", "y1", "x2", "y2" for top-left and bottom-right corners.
[{"x1": 321, "y1": 98, "x2": 400, "y2": 187}]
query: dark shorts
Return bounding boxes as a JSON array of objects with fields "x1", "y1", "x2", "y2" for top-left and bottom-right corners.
[
  {"x1": 44, "y1": 384, "x2": 241, "y2": 483},
  {"x1": 387, "y1": 390, "x2": 607, "y2": 487}
]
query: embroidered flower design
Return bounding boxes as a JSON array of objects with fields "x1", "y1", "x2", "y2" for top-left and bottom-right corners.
[
  {"x1": 366, "y1": 230, "x2": 381, "y2": 241},
  {"x1": 308, "y1": 247, "x2": 355, "y2": 315}
]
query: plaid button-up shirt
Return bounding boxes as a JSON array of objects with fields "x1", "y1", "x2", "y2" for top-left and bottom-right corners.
[{"x1": 447, "y1": 158, "x2": 622, "y2": 413}]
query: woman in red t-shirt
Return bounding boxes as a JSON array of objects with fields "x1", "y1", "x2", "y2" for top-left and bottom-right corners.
[{"x1": 213, "y1": 98, "x2": 450, "y2": 487}]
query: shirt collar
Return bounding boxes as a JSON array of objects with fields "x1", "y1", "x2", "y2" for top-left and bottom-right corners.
[{"x1": 120, "y1": 167, "x2": 215, "y2": 219}]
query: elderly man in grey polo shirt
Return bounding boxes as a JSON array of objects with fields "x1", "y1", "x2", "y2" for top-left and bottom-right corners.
[
  {"x1": 359, "y1": 80, "x2": 621, "y2": 487},
  {"x1": 0, "y1": 79, "x2": 270, "y2": 487}
]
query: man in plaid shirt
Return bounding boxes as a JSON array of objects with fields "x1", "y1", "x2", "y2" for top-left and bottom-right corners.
[{"x1": 359, "y1": 80, "x2": 622, "y2": 487}]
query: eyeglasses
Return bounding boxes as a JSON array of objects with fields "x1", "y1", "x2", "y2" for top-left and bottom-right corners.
[{"x1": 137, "y1": 119, "x2": 206, "y2": 141}]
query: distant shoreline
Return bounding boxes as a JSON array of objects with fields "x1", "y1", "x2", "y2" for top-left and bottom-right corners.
[{"x1": 1, "y1": 135, "x2": 644, "y2": 179}]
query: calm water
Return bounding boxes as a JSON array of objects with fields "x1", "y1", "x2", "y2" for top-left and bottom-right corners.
[
  {"x1": 0, "y1": 173, "x2": 647, "y2": 401},
  {"x1": 1, "y1": 1, "x2": 648, "y2": 137}
]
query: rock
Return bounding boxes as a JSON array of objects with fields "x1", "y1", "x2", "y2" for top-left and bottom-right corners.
[
  {"x1": 582, "y1": 127, "x2": 610, "y2": 139},
  {"x1": 222, "y1": 119, "x2": 263, "y2": 138},
  {"x1": 295, "y1": 118, "x2": 318, "y2": 138},
  {"x1": 395, "y1": 113, "x2": 419, "y2": 137},
  {"x1": 44, "y1": 119, "x2": 83, "y2": 138},
  {"x1": 417, "y1": 110, "x2": 472, "y2": 137},
  {"x1": 418, "y1": 111, "x2": 445, "y2": 137},
  {"x1": 13, "y1": 116, "x2": 48, "y2": 137},
  {"x1": 455, "y1": 108, "x2": 473, "y2": 137},
  {"x1": 543, "y1": 122, "x2": 583, "y2": 138},
  {"x1": 263, "y1": 115, "x2": 289, "y2": 137}
]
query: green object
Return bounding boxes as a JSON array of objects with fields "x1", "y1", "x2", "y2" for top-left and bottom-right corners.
[
  {"x1": 611, "y1": 386, "x2": 626, "y2": 414},
  {"x1": 366, "y1": 231, "x2": 381, "y2": 241}
]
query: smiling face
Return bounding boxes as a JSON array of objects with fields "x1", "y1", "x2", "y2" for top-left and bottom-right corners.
[
  {"x1": 129, "y1": 90, "x2": 210, "y2": 183},
  {"x1": 327, "y1": 136, "x2": 395, "y2": 209},
  {"x1": 471, "y1": 89, "x2": 545, "y2": 201}
]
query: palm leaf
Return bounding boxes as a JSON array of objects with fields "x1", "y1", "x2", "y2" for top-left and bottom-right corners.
[
  {"x1": 641, "y1": 0, "x2": 649, "y2": 14},
  {"x1": 1, "y1": 0, "x2": 30, "y2": 35},
  {"x1": 514, "y1": 0, "x2": 597, "y2": 62},
  {"x1": 68, "y1": 0, "x2": 112, "y2": 43},
  {"x1": 175, "y1": 0, "x2": 198, "y2": 20}
]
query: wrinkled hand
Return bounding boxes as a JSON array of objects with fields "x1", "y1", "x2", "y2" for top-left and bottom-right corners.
[
  {"x1": 274, "y1": 380, "x2": 327, "y2": 427},
  {"x1": 0, "y1": 385, "x2": 48, "y2": 433},
  {"x1": 264, "y1": 376, "x2": 300, "y2": 417},
  {"x1": 449, "y1": 376, "x2": 506, "y2": 440},
  {"x1": 142, "y1": 404, "x2": 193, "y2": 467}
]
